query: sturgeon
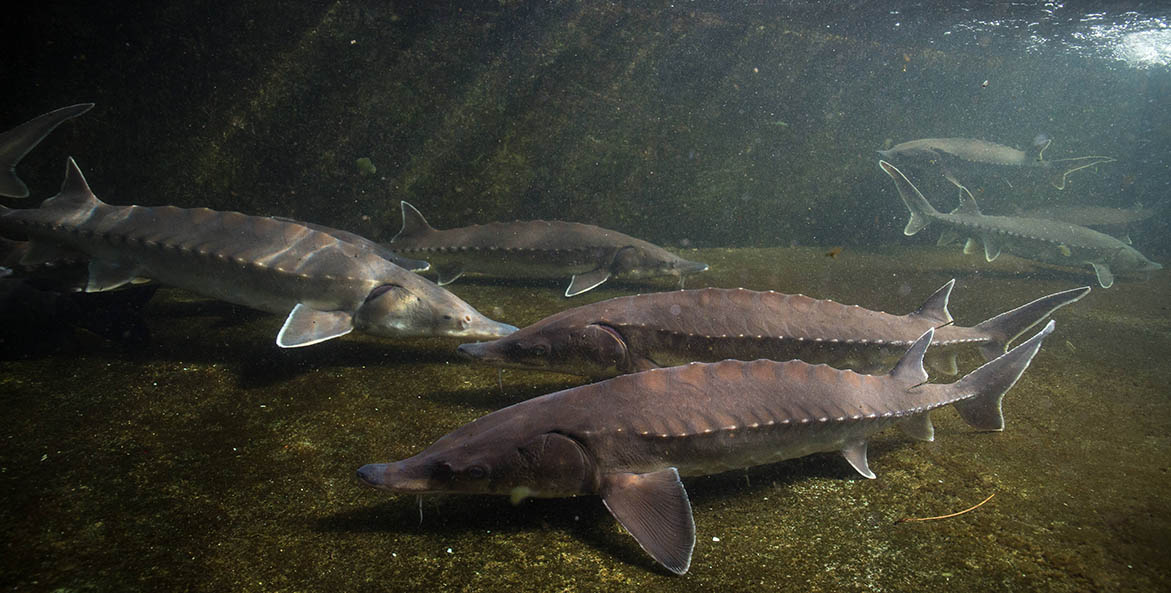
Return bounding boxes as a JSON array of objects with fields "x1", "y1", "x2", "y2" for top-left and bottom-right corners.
[
  {"x1": 389, "y1": 201, "x2": 708, "y2": 297},
  {"x1": 457, "y1": 281, "x2": 1088, "y2": 377},
  {"x1": 880, "y1": 160, "x2": 1161, "y2": 288},
  {"x1": 1, "y1": 104, "x2": 94, "y2": 198},
  {"x1": 359, "y1": 321, "x2": 1056, "y2": 574},
  {"x1": 877, "y1": 137, "x2": 1114, "y2": 190},
  {"x1": 0, "y1": 158, "x2": 517, "y2": 347}
]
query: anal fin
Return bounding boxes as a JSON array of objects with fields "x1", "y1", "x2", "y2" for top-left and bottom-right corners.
[
  {"x1": 435, "y1": 264, "x2": 464, "y2": 285},
  {"x1": 601, "y1": 468, "x2": 695, "y2": 575},
  {"x1": 276, "y1": 303, "x2": 353, "y2": 348},
  {"x1": 982, "y1": 236, "x2": 1001, "y2": 262},
  {"x1": 899, "y1": 414, "x2": 935, "y2": 442}
]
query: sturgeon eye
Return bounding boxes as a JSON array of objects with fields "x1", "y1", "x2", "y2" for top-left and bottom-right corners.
[
  {"x1": 466, "y1": 465, "x2": 487, "y2": 480},
  {"x1": 532, "y1": 344, "x2": 548, "y2": 356}
]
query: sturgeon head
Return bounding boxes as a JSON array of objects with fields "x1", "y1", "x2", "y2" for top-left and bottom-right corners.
[
  {"x1": 351, "y1": 279, "x2": 517, "y2": 341},
  {"x1": 611, "y1": 243, "x2": 707, "y2": 284},
  {"x1": 457, "y1": 308, "x2": 631, "y2": 377},
  {"x1": 357, "y1": 405, "x2": 598, "y2": 502}
]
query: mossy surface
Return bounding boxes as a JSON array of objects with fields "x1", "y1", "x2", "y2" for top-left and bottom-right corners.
[{"x1": 1, "y1": 246, "x2": 1167, "y2": 592}]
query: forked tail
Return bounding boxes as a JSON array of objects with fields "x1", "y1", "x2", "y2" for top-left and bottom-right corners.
[
  {"x1": 879, "y1": 160, "x2": 941, "y2": 236},
  {"x1": 973, "y1": 286, "x2": 1090, "y2": 360},
  {"x1": 949, "y1": 320, "x2": 1055, "y2": 431}
]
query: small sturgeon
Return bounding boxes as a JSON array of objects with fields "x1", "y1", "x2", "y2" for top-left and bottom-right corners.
[
  {"x1": 880, "y1": 160, "x2": 1161, "y2": 288},
  {"x1": 389, "y1": 201, "x2": 708, "y2": 297},
  {"x1": 457, "y1": 281, "x2": 1088, "y2": 377},
  {"x1": 1, "y1": 104, "x2": 94, "y2": 198},
  {"x1": 0, "y1": 158, "x2": 517, "y2": 347},
  {"x1": 877, "y1": 137, "x2": 1114, "y2": 190},
  {"x1": 359, "y1": 321, "x2": 1056, "y2": 574}
]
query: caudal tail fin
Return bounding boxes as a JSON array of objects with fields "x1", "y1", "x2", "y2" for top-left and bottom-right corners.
[
  {"x1": 392, "y1": 201, "x2": 438, "y2": 243},
  {"x1": 0, "y1": 104, "x2": 94, "y2": 198},
  {"x1": 879, "y1": 160, "x2": 941, "y2": 236},
  {"x1": 1047, "y1": 156, "x2": 1116, "y2": 190},
  {"x1": 950, "y1": 320, "x2": 1055, "y2": 431},
  {"x1": 973, "y1": 286, "x2": 1090, "y2": 360}
]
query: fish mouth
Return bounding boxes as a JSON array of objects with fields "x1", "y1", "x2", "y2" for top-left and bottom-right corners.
[{"x1": 456, "y1": 341, "x2": 497, "y2": 362}]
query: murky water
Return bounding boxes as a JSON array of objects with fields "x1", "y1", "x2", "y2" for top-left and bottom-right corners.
[{"x1": 2, "y1": 3, "x2": 1168, "y2": 592}]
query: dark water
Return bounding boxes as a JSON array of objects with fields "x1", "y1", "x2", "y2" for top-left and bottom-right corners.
[{"x1": 1, "y1": 3, "x2": 1169, "y2": 592}]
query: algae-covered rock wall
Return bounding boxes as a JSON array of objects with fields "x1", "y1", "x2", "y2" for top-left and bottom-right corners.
[{"x1": 3, "y1": 2, "x2": 1165, "y2": 252}]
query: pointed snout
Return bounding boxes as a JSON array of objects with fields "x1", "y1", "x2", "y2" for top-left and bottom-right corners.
[
  {"x1": 679, "y1": 260, "x2": 709, "y2": 276},
  {"x1": 356, "y1": 462, "x2": 433, "y2": 493},
  {"x1": 456, "y1": 340, "x2": 503, "y2": 363},
  {"x1": 462, "y1": 317, "x2": 517, "y2": 340}
]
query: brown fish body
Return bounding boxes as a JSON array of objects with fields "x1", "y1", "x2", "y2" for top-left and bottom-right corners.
[
  {"x1": 0, "y1": 159, "x2": 517, "y2": 346},
  {"x1": 360, "y1": 323, "x2": 1056, "y2": 574},
  {"x1": 457, "y1": 282, "x2": 1088, "y2": 377},
  {"x1": 389, "y1": 201, "x2": 707, "y2": 296}
]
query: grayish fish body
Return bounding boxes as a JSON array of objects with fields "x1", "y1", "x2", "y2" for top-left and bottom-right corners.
[
  {"x1": 877, "y1": 137, "x2": 1114, "y2": 190},
  {"x1": 389, "y1": 201, "x2": 708, "y2": 297},
  {"x1": 0, "y1": 159, "x2": 516, "y2": 347},
  {"x1": 880, "y1": 160, "x2": 1161, "y2": 288},
  {"x1": 269, "y1": 216, "x2": 430, "y2": 272},
  {"x1": 458, "y1": 281, "x2": 1088, "y2": 377},
  {"x1": 1, "y1": 104, "x2": 94, "y2": 198},
  {"x1": 359, "y1": 321, "x2": 1056, "y2": 574}
]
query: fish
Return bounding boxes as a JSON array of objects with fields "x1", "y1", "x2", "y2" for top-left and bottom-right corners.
[
  {"x1": 877, "y1": 137, "x2": 1115, "y2": 190},
  {"x1": 457, "y1": 281, "x2": 1088, "y2": 378},
  {"x1": 388, "y1": 201, "x2": 709, "y2": 297},
  {"x1": 879, "y1": 160, "x2": 1161, "y2": 289},
  {"x1": 1, "y1": 103, "x2": 94, "y2": 198},
  {"x1": 0, "y1": 158, "x2": 517, "y2": 347},
  {"x1": 1015, "y1": 204, "x2": 1156, "y2": 243},
  {"x1": 358, "y1": 320, "x2": 1057, "y2": 574}
]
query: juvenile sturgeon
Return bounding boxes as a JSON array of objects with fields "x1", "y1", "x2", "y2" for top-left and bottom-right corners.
[
  {"x1": 880, "y1": 160, "x2": 1161, "y2": 288},
  {"x1": 0, "y1": 158, "x2": 517, "y2": 347},
  {"x1": 359, "y1": 321, "x2": 1056, "y2": 574},
  {"x1": 457, "y1": 281, "x2": 1089, "y2": 378},
  {"x1": 877, "y1": 137, "x2": 1114, "y2": 190},
  {"x1": 1, "y1": 104, "x2": 94, "y2": 198},
  {"x1": 389, "y1": 201, "x2": 708, "y2": 297}
]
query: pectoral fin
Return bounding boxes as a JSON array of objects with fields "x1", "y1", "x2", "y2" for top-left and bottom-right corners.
[
  {"x1": 1089, "y1": 262, "x2": 1114, "y2": 288},
  {"x1": 841, "y1": 440, "x2": 876, "y2": 479},
  {"x1": 601, "y1": 468, "x2": 695, "y2": 575},
  {"x1": 936, "y1": 230, "x2": 960, "y2": 246},
  {"x1": 85, "y1": 260, "x2": 143, "y2": 292},
  {"x1": 565, "y1": 268, "x2": 611, "y2": 297},
  {"x1": 434, "y1": 264, "x2": 464, "y2": 285},
  {"x1": 276, "y1": 304, "x2": 353, "y2": 348}
]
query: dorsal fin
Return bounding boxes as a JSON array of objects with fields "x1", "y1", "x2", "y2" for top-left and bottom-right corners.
[
  {"x1": 953, "y1": 185, "x2": 982, "y2": 216},
  {"x1": 889, "y1": 328, "x2": 932, "y2": 385},
  {"x1": 910, "y1": 279, "x2": 954, "y2": 325},
  {"x1": 392, "y1": 201, "x2": 436, "y2": 242},
  {"x1": 40, "y1": 157, "x2": 102, "y2": 212}
]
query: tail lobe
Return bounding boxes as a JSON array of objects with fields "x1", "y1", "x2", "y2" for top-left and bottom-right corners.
[
  {"x1": 951, "y1": 320, "x2": 1055, "y2": 431},
  {"x1": 879, "y1": 160, "x2": 941, "y2": 236},
  {"x1": 973, "y1": 287, "x2": 1090, "y2": 360}
]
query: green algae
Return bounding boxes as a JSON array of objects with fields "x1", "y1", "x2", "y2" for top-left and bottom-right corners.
[{"x1": 1, "y1": 246, "x2": 1167, "y2": 592}]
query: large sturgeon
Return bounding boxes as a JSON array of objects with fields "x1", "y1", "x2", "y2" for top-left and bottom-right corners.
[
  {"x1": 388, "y1": 201, "x2": 708, "y2": 297},
  {"x1": 358, "y1": 321, "x2": 1056, "y2": 574},
  {"x1": 880, "y1": 160, "x2": 1161, "y2": 288},
  {"x1": 1, "y1": 104, "x2": 93, "y2": 198},
  {"x1": 0, "y1": 159, "x2": 517, "y2": 347},
  {"x1": 457, "y1": 281, "x2": 1088, "y2": 377},
  {"x1": 877, "y1": 137, "x2": 1114, "y2": 190}
]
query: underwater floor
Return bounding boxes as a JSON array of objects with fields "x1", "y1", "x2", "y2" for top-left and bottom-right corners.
[{"x1": 2, "y1": 246, "x2": 1168, "y2": 592}]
